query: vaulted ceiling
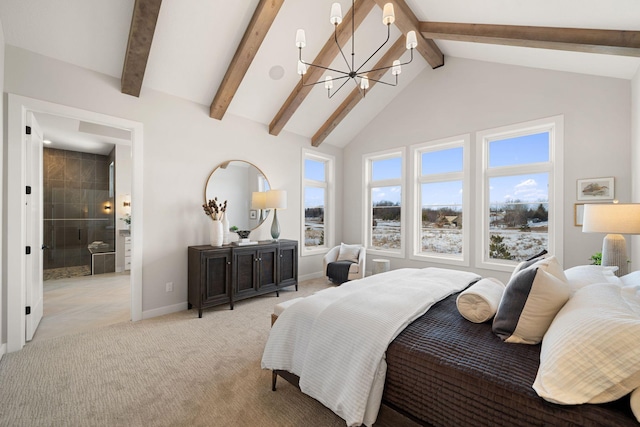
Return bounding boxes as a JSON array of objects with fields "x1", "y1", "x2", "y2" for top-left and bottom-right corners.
[{"x1": 1, "y1": 0, "x2": 639, "y2": 148}]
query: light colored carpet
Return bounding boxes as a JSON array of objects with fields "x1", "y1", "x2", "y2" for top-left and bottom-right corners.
[{"x1": 0, "y1": 278, "x2": 417, "y2": 427}]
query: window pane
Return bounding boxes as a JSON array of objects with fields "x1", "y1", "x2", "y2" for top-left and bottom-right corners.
[
  {"x1": 371, "y1": 186, "x2": 401, "y2": 249},
  {"x1": 488, "y1": 173, "x2": 549, "y2": 261},
  {"x1": 372, "y1": 157, "x2": 401, "y2": 181},
  {"x1": 305, "y1": 159, "x2": 325, "y2": 181},
  {"x1": 420, "y1": 181, "x2": 463, "y2": 255},
  {"x1": 304, "y1": 187, "x2": 325, "y2": 247},
  {"x1": 421, "y1": 147, "x2": 463, "y2": 175},
  {"x1": 489, "y1": 132, "x2": 549, "y2": 167}
]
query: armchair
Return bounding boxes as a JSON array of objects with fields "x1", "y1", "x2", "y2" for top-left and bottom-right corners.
[{"x1": 323, "y1": 244, "x2": 366, "y2": 283}]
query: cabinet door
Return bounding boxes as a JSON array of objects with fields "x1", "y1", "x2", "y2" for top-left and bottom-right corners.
[
  {"x1": 257, "y1": 246, "x2": 278, "y2": 291},
  {"x1": 203, "y1": 250, "x2": 231, "y2": 305},
  {"x1": 278, "y1": 242, "x2": 298, "y2": 288},
  {"x1": 233, "y1": 249, "x2": 258, "y2": 298}
]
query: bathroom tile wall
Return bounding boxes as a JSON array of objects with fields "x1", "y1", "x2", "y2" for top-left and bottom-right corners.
[{"x1": 43, "y1": 148, "x2": 115, "y2": 270}]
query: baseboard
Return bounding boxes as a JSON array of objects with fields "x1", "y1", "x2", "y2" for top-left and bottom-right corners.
[
  {"x1": 299, "y1": 271, "x2": 325, "y2": 282},
  {"x1": 0, "y1": 342, "x2": 6, "y2": 360},
  {"x1": 142, "y1": 302, "x2": 189, "y2": 320}
]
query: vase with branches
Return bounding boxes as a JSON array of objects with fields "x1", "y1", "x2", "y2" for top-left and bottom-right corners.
[{"x1": 203, "y1": 197, "x2": 227, "y2": 246}]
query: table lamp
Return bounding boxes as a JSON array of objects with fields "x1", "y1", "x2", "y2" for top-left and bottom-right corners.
[
  {"x1": 582, "y1": 203, "x2": 640, "y2": 276},
  {"x1": 265, "y1": 190, "x2": 287, "y2": 241}
]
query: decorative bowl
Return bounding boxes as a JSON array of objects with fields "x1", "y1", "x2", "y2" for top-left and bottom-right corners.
[{"x1": 236, "y1": 230, "x2": 251, "y2": 239}]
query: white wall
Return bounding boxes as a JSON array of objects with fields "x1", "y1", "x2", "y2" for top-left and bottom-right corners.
[
  {"x1": 3, "y1": 46, "x2": 342, "y2": 317},
  {"x1": 344, "y1": 57, "x2": 631, "y2": 282},
  {"x1": 0, "y1": 18, "x2": 5, "y2": 355},
  {"x1": 631, "y1": 66, "x2": 640, "y2": 269}
]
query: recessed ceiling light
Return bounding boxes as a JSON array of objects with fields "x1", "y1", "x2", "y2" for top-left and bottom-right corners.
[
  {"x1": 269, "y1": 65, "x2": 285, "y2": 80},
  {"x1": 43, "y1": 140, "x2": 52, "y2": 144}
]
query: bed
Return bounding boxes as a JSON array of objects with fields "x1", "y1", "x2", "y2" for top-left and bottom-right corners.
[{"x1": 263, "y1": 263, "x2": 640, "y2": 426}]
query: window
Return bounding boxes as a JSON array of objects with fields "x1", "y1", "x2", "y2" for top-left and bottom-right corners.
[
  {"x1": 364, "y1": 149, "x2": 405, "y2": 257},
  {"x1": 302, "y1": 150, "x2": 334, "y2": 255},
  {"x1": 476, "y1": 116, "x2": 563, "y2": 271},
  {"x1": 412, "y1": 135, "x2": 470, "y2": 265}
]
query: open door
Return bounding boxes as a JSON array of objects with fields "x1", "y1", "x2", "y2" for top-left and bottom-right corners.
[{"x1": 25, "y1": 112, "x2": 44, "y2": 341}]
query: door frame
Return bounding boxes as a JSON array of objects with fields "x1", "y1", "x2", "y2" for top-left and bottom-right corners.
[{"x1": 6, "y1": 94, "x2": 144, "y2": 353}]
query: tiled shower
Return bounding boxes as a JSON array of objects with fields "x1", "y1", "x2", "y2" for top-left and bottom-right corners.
[{"x1": 43, "y1": 148, "x2": 115, "y2": 277}]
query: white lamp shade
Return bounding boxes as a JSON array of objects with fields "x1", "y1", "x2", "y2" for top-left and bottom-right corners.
[
  {"x1": 324, "y1": 76, "x2": 333, "y2": 89},
  {"x1": 297, "y1": 60, "x2": 307, "y2": 75},
  {"x1": 266, "y1": 190, "x2": 287, "y2": 209},
  {"x1": 360, "y1": 75, "x2": 369, "y2": 90},
  {"x1": 251, "y1": 191, "x2": 266, "y2": 209},
  {"x1": 295, "y1": 29, "x2": 306, "y2": 48},
  {"x1": 392, "y1": 59, "x2": 401, "y2": 75},
  {"x1": 382, "y1": 3, "x2": 395, "y2": 25},
  {"x1": 406, "y1": 30, "x2": 418, "y2": 49},
  {"x1": 330, "y1": 3, "x2": 342, "y2": 25},
  {"x1": 582, "y1": 203, "x2": 640, "y2": 234}
]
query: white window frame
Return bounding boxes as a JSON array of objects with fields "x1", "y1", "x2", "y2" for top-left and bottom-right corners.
[
  {"x1": 301, "y1": 149, "x2": 335, "y2": 256},
  {"x1": 475, "y1": 116, "x2": 564, "y2": 272},
  {"x1": 410, "y1": 135, "x2": 470, "y2": 267},
  {"x1": 363, "y1": 148, "x2": 406, "y2": 259}
]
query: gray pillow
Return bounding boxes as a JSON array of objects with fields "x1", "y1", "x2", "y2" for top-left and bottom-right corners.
[{"x1": 493, "y1": 266, "x2": 571, "y2": 344}]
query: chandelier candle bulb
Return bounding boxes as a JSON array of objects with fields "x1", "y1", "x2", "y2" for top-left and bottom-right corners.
[
  {"x1": 297, "y1": 60, "x2": 307, "y2": 75},
  {"x1": 360, "y1": 75, "x2": 369, "y2": 90},
  {"x1": 392, "y1": 60, "x2": 401, "y2": 75},
  {"x1": 295, "y1": 29, "x2": 306, "y2": 48},
  {"x1": 382, "y1": 3, "x2": 395, "y2": 25},
  {"x1": 325, "y1": 76, "x2": 333, "y2": 89},
  {"x1": 330, "y1": 3, "x2": 343, "y2": 25},
  {"x1": 406, "y1": 30, "x2": 418, "y2": 49}
]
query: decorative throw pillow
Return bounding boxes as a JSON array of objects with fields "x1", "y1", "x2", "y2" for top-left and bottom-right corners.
[
  {"x1": 563, "y1": 265, "x2": 621, "y2": 290},
  {"x1": 511, "y1": 255, "x2": 567, "y2": 283},
  {"x1": 621, "y1": 270, "x2": 640, "y2": 287},
  {"x1": 493, "y1": 266, "x2": 571, "y2": 344},
  {"x1": 336, "y1": 243, "x2": 360, "y2": 263},
  {"x1": 456, "y1": 277, "x2": 505, "y2": 323},
  {"x1": 533, "y1": 284, "x2": 640, "y2": 404}
]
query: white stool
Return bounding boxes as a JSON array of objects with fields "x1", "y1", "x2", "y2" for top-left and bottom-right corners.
[{"x1": 372, "y1": 259, "x2": 390, "y2": 275}]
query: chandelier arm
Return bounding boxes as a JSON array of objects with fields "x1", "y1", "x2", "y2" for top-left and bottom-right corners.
[
  {"x1": 356, "y1": 49, "x2": 414, "y2": 76},
  {"x1": 363, "y1": 75, "x2": 398, "y2": 87},
  {"x1": 354, "y1": 24, "x2": 391, "y2": 74},
  {"x1": 300, "y1": 59, "x2": 352, "y2": 76},
  {"x1": 328, "y1": 77, "x2": 353, "y2": 99},
  {"x1": 301, "y1": 75, "x2": 350, "y2": 88},
  {"x1": 335, "y1": 25, "x2": 353, "y2": 73}
]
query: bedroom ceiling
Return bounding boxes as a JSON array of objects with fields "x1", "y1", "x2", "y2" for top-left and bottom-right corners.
[{"x1": 1, "y1": 0, "x2": 639, "y2": 148}]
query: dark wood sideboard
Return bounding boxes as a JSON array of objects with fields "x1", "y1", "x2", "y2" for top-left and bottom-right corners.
[{"x1": 188, "y1": 239, "x2": 298, "y2": 317}]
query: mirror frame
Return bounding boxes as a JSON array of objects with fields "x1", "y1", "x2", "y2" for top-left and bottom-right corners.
[{"x1": 204, "y1": 160, "x2": 270, "y2": 231}]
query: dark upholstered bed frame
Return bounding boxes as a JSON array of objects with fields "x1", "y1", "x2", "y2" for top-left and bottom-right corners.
[{"x1": 271, "y1": 292, "x2": 637, "y2": 426}]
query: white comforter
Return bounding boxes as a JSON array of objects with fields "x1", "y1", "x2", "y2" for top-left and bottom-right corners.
[{"x1": 261, "y1": 267, "x2": 481, "y2": 426}]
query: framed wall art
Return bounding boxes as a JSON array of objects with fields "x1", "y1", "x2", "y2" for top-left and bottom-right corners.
[{"x1": 577, "y1": 177, "x2": 614, "y2": 201}]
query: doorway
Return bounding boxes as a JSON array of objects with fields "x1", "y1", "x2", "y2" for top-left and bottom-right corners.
[{"x1": 6, "y1": 94, "x2": 143, "y2": 353}]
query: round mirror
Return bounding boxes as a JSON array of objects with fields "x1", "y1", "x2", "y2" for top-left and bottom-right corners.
[{"x1": 204, "y1": 160, "x2": 270, "y2": 231}]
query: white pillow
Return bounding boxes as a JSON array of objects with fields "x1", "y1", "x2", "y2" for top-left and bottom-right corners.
[
  {"x1": 533, "y1": 283, "x2": 640, "y2": 404},
  {"x1": 621, "y1": 270, "x2": 640, "y2": 287},
  {"x1": 493, "y1": 266, "x2": 571, "y2": 345},
  {"x1": 336, "y1": 243, "x2": 360, "y2": 263},
  {"x1": 563, "y1": 265, "x2": 621, "y2": 290},
  {"x1": 456, "y1": 278, "x2": 505, "y2": 323}
]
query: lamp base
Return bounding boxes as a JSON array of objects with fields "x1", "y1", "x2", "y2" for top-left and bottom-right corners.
[
  {"x1": 601, "y1": 233, "x2": 628, "y2": 277},
  {"x1": 270, "y1": 209, "x2": 280, "y2": 241}
]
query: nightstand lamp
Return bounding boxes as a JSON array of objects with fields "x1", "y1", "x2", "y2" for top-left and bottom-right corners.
[{"x1": 582, "y1": 203, "x2": 640, "y2": 276}]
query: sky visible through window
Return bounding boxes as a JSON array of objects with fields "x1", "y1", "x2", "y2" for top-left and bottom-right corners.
[
  {"x1": 368, "y1": 133, "x2": 549, "y2": 207},
  {"x1": 305, "y1": 159, "x2": 326, "y2": 208}
]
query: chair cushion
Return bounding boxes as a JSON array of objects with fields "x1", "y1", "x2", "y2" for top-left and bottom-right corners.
[{"x1": 337, "y1": 243, "x2": 361, "y2": 263}]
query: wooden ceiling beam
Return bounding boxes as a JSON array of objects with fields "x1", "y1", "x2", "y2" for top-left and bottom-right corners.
[
  {"x1": 268, "y1": 0, "x2": 376, "y2": 136},
  {"x1": 312, "y1": 37, "x2": 406, "y2": 147},
  {"x1": 371, "y1": 0, "x2": 444, "y2": 68},
  {"x1": 210, "y1": 0, "x2": 284, "y2": 120},
  {"x1": 121, "y1": 0, "x2": 163, "y2": 97},
  {"x1": 419, "y1": 22, "x2": 640, "y2": 57}
]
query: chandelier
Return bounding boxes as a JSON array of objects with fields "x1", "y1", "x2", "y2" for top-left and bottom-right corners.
[{"x1": 295, "y1": 1, "x2": 417, "y2": 98}]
